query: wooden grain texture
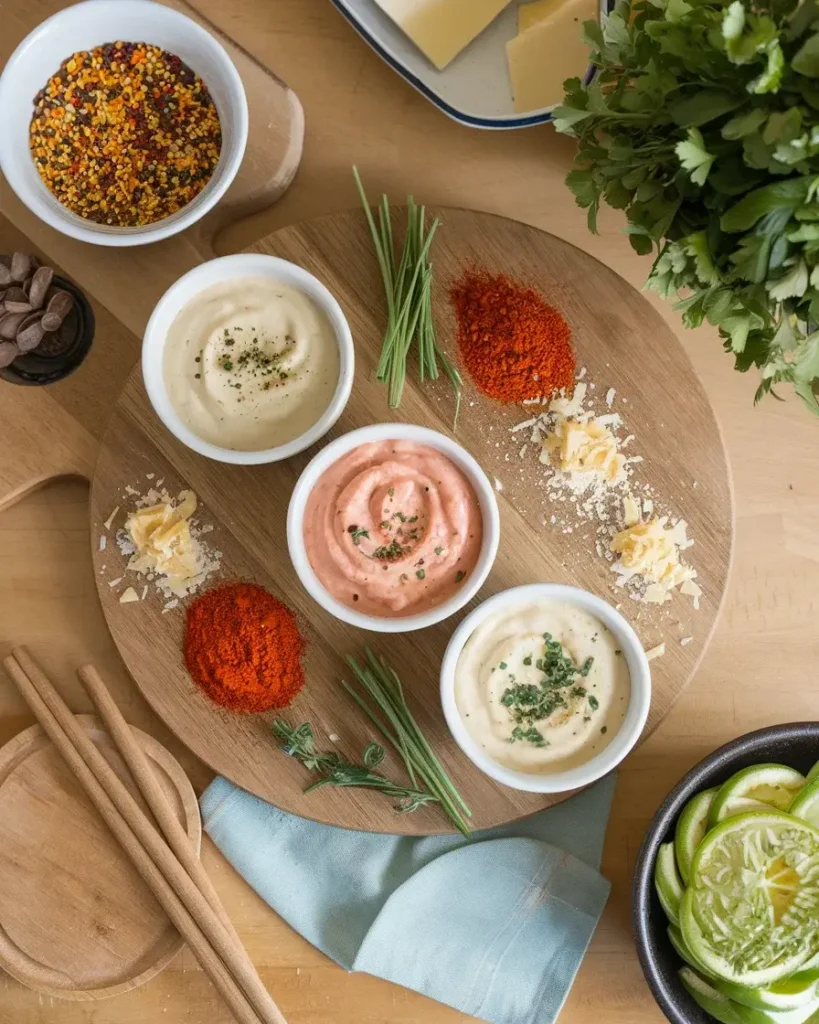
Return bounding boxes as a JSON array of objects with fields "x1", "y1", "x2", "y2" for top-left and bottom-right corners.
[
  {"x1": 0, "y1": 714, "x2": 200, "y2": 1000},
  {"x1": 0, "y1": 0, "x2": 304, "y2": 342},
  {"x1": 88, "y1": 207, "x2": 733, "y2": 834},
  {"x1": 2, "y1": 0, "x2": 816, "y2": 1019}
]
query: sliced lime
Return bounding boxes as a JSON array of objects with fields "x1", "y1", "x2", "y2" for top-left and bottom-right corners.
[
  {"x1": 807, "y1": 761, "x2": 819, "y2": 785},
  {"x1": 710, "y1": 765, "x2": 807, "y2": 827},
  {"x1": 714, "y1": 975, "x2": 818, "y2": 1013},
  {"x1": 676, "y1": 787, "x2": 718, "y2": 884},
  {"x1": 680, "y1": 966, "x2": 745, "y2": 1024},
  {"x1": 683, "y1": 812, "x2": 819, "y2": 987},
  {"x1": 790, "y1": 779, "x2": 819, "y2": 830},
  {"x1": 655, "y1": 841, "x2": 684, "y2": 926},
  {"x1": 669, "y1": 924, "x2": 716, "y2": 976}
]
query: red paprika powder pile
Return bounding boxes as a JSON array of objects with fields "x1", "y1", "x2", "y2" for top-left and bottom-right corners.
[
  {"x1": 184, "y1": 582, "x2": 305, "y2": 713},
  {"x1": 450, "y1": 270, "x2": 575, "y2": 403}
]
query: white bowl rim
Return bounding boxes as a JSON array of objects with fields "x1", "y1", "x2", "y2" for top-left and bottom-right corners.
[
  {"x1": 0, "y1": 0, "x2": 248, "y2": 247},
  {"x1": 440, "y1": 583, "x2": 652, "y2": 793},
  {"x1": 286, "y1": 422, "x2": 501, "y2": 634},
  {"x1": 142, "y1": 253, "x2": 355, "y2": 464}
]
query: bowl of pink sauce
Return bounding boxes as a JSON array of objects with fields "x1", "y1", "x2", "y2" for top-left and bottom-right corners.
[{"x1": 287, "y1": 423, "x2": 500, "y2": 633}]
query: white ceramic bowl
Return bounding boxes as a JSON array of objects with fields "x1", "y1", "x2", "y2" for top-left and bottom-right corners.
[
  {"x1": 287, "y1": 423, "x2": 501, "y2": 633},
  {"x1": 440, "y1": 584, "x2": 652, "y2": 793},
  {"x1": 143, "y1": 253, "x2": 355, "y2": 463},
  {"x1": 0, "y1": 0, "x2": 248, "y2": 246}
]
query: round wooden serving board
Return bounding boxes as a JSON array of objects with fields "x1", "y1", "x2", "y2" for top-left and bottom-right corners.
[
  {"x1": 89, "y1": 207, "x2": 733, "y2": 834},
  {"x1": 0, "y1": 714, "x2": 200, "y2": 1000}
]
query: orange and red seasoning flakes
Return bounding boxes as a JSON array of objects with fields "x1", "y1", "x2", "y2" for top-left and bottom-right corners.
[{"x1": 29, "y1": 41, "x2": 221, "y2": 227}]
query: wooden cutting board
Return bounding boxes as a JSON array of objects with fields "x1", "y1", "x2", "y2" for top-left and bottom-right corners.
[
  {"x1": 0, "y1": 715, "x2": 200, "y2": 1000},
  {"x1": 87, "y1": 207, "x2": 734, "y2": 835}
]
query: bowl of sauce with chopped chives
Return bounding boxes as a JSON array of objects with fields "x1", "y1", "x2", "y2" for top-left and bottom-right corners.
[
  {"x1": 440, "y1": 584, "x2": 652, "y2": 793},
  {"x1": 0, "y1": 0, "x2": 247, "y2": 246}
]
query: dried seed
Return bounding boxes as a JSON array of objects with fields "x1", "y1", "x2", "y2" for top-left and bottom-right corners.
[
  {"x1": 10, "y1": 253, "x2": 30, "y2": 283},
  {"x1": 18, "y1": 312, "x2": 43, "y2": 332},
  {"x1": 4, "y1": 300, "x2": 33, "y2": 314},
  {"x1": 16, "y1": 321, "x2": 45, "y2": 353},
  {"x1": 4, "y1": 286, "x2": 27, "y2": 305},
  {"x1": 46, "y1": 289, "x2": 74, "y2": 320},
  {"x1": 0, "y1": 312, "x2": 27, "y2": 339},
  {"x1": 28, "y1": 266, "x2": 53, "y2": 309},
  {"x1": 0, "y1": 265, "x2": 11, "y2": 287},
  {"x1": 0, "y1": 341, "x2": 18, "y2": 368},
  {"x1": 41, "y1": 311, "x2": 62, "y2": 332}
]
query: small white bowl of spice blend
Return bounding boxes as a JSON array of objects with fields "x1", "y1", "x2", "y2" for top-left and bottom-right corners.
[{"x1": 0, "y1": 0, "x2": 247, "y2": 246}]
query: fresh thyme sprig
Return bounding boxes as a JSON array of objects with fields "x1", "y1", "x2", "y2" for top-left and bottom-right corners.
[
  {"x1": 353, "y1": 166, "x2": 462, "y2": 424},
  {"x1": 342, "y1": 647, "x2": 472, "y2": 836},
  {"x1": 272, "y1": 720, "x2": 437, "y2": 813}
]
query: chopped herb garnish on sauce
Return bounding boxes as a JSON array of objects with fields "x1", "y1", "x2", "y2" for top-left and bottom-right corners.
[
  {"x1": 588, "y1": 694, "x2": 600, "y2": 711},
  {"x1": 347, "y1": 526, "x2": 369, "y2": 546},
  {"x1": 455, "y1": 571, "x2": 465, "y2": 583},
  {"x1": 434, "y1": 546, "x2": 443, "y2": 556},
  {"x1": 510, "y1": 725, "x2": 547, "y2": 747},
  {"x1": 499, "y1": 634, "x2": 596, "y2": 736},
  {"x1": 416, "y1": 569, "x2": 426, "y2": 580}
]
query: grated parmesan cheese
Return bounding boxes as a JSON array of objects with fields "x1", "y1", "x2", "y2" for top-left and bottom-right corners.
[
  {"x1": 610, "y1": 517, "x2": 700, "y2": 607},
  {"x1": 645, "y1": 642, "x2": 666, "y2": 662}
]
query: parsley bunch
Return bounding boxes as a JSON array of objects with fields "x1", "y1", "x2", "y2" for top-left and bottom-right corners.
[{"x1": 554, "y1": 0, "x2": 819, "y2": 413}]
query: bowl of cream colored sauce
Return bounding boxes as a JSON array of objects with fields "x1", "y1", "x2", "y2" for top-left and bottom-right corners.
[
  {"x1": 143, "y1": 253, "x2": 354, "y2": 464},
  {"x1": 440, "y1": 584, "x2": 651, "y2": 793}
]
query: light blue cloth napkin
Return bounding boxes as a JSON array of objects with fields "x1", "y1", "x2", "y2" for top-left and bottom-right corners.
[{"x1": 200, "y1": 773, "x2": 616, "y2": 1024}]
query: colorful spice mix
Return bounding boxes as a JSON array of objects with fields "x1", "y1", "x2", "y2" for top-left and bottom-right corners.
[
  {"x1": 184, "y1": 582, "x2": 306, "y2": 713},
  {"x1": 450, "y1": 270, "x2": 575, "y2": 403},
  {"x1": 29, "y1": 41, "x2": 222, "y2": 227}
]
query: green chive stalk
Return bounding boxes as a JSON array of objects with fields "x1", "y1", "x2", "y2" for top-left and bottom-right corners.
[
  {"x1": 353, "y1": 167, "x2": 462, "y2": 424},
  {"x1": 343, "y1": 647, "x2": 472, "y2": 836}
]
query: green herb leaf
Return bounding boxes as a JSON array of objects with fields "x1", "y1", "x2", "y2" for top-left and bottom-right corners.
[{"x1": 676, "y1": 128, "x2": 715, "y2": 186}]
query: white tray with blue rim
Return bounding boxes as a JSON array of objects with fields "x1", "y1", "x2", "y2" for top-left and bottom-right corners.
[{"x1": 328, "y1": 0, "x2": 607, "y2": 129}]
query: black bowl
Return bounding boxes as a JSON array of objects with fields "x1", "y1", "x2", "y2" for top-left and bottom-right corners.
[
  {"x1": 632, "y1": 722, "x2": 819, "y2": 1024},
  {"x1": 0, "y1": 275, "x2": 95, "y2": 386}
]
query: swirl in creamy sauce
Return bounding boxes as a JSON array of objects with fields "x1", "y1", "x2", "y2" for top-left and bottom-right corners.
[
  {"x1": 455, "y1": 601, "x2": 630, "y2": 773},
  {"x1": 164, "y1": 276, "x2": 339, "y2": 451},
  {"x1": 303, "y1": 440, "x2": 483, "y2": 616}
]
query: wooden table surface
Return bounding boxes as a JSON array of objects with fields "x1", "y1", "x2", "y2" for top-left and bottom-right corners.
[{"x1": 2, "y1": 2, "x2": 819, "y2": 1023}]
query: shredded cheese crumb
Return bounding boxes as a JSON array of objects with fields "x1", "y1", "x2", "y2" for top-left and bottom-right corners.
[
  {"x1": 104, "y1": 506, "x2": 120, "y2": 531},
  {"x1": 645, "y1": 642, "x2": 666, "y2": 662},
  {"x1": 108, "y1": 577, "x2": 122, "y2": 588},
  {"x1": 610, "y1": 517, "x2": 700, "y2": 607},
  {"x1": 98, "y1": 535, "x2": 107, "y2": 551},
  {"x1": 680, "y1": 636, "x2": 693, "y2": 646},
  {"x1": 494, "y1": 476, "x2": 504, "y2": 493},
  {"x1": 542, "y1": 415, "x2": 626, "y2": 485},
  {"x1": 119, "y1": 587, "x2": 140, "y2": 604}
]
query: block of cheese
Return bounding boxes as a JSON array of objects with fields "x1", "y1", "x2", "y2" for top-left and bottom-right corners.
[
  {"x1": 506, "y1": 0, "x2": 597, "y2": 112},
  {"x1": 517, "y1": 0, "x2": 565, "y2": 34},
  {"x1": 373, "y1": 0, "x2": 513, "y2": 70}
]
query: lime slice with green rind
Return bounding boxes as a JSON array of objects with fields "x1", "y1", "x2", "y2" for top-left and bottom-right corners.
[
  {"x1": 714, "y1": 975, "x2": 818, "y2": 1012},
  {"x1": 655, "y1": 841, "x2": 684, "y2": 925},
  {"x1": 683, "y1": 811, "x2": 819, "y2": 987},
  {"x1": 680, "y1": 966, "x2": 745, "y2": 1024},
  {"x1": 669, "y1": 924, "x2": 717, "y2": 977},
  {"x1": 790, "y1": 779, "x2": 819, "y2": 830},
  {"x1": 710, "y1": 766, "x2": 807, "y2": 827},
  {"x1": 676, "y1": 787, "x2": 718, "y2": 884},
  {"x1": 807, "y1": 761, "x2": 819, "y2": 785}
]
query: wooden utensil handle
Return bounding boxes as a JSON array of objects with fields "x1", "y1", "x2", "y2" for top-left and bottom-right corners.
[
  {"x1": 77, "y1": 664, "x2": 243, "y2": 945},
  {"x1": 8, "y1": 648, "x2": 287, "y2": 1024},
  {"x1": 2, "y1": 654, "x2": 263, "y2": 1024}
]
